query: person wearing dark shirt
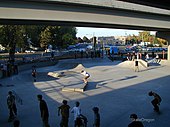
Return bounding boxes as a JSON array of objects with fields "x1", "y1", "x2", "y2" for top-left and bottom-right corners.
[
  {"x1": 37, "y1": 94, "x2": 50, "y2": 127},
  {"x1": 148, "y1": 91, "x2": 162, "y2": 112},
  {"x1": 128, "y1": 114, "x2": 144, "y2": 127},
  {"x1": 58, "y1": 100, "x2": 70, "y2": 127},
  {"x1": 7, "y1": 91, "x2": 17, "y2": 122},
  {"x1": 32, "y1": 65, "x2": 37, "y2": 82},
  {"x1": 134, "y1": 60, "x2": 139, "y2": 72}
]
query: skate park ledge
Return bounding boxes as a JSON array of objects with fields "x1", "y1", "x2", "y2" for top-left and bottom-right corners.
[{"x1": 61, "y1": 83, "x2": 88, "y2": 92}]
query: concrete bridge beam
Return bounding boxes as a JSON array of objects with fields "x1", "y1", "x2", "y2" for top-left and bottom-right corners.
[{"x1": 156, "y1": 31, "x2": 170, "y2": 60}]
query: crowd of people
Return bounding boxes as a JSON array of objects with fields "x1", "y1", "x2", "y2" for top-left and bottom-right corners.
[
  {"x1": 6, "y1": 90, "x2": 162, "y2": 127},
  {"x1": 0, "y1": 61, "x2": 18, "y2": 78}
]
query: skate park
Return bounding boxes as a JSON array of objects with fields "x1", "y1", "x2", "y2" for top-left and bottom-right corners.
[
  {"x1": 0, "y1": 0, "x2": 170, "y2": 126},
  {"x1": 1, "y1": 56, "x2": 170, "y2": 127}
]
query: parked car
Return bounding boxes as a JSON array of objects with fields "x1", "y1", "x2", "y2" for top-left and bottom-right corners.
[{"x1": 25, "y1": 49, "x2": 36, "y2": 53}]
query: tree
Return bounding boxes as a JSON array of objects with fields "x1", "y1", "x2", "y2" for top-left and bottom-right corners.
[
  {"x1": 23, "y1": 25, "x2": 46, "y2": 48},
  {"x1": 62, "y1": 33, "x2": 75, "y2": 47},
  {"x1": 139, "y1": 31, "x2": 151, "y2": 42},
  {"x1": 0, "y1": 25, "x2": 24, "y2": 63},
  {"x1": 40, "y1": 26, "x2": 77, "y2": 49},
  {"x1": 40, "y1": 26, "x2": 52, "y2": 49},
  {"x1": 76, "y1": 37, "x2": 83, "y2": 43},
  {"x1": 157, "y1": 38, "x2": 168, "y2": 46},
  {"x1": 82, "y1": 36, "x2": 91, "y2": 43}
]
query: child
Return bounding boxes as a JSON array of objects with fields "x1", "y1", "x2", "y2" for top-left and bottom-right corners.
[{"x1": 71, "y1": 101, "x2": 81, "y2": 127}]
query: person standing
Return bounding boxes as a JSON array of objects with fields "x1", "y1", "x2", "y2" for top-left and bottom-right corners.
[
  {"x1": 92, "y1": 107, "x2": 100, "y2": 127},
  {"x1": 58, "y1": 100, "x2": 70, "y2": 127},
  {"x1": 7, "y1": 91, "x2": 17, "y2": 122},
  {"x1": 145, "y1": 53, "x2": 149, "y2": 61},
  {"x1": 134, "y1": 60, "x2": 139, "y2": 72},
  {"x1": 128, "y1": 114, "x2": 144, "y2": 127},
  {"x1": 32, "y1": 65, "x2": 37, "y2": 82},
  {"x1": 136, "y1": 52, "x2": 139, "y2": 60},
  {"x1": 81, "y1": 70, "x2": 90, "y2": 84},
  {"x1": 71, "y1": 101, "x2": 81, "y2": 127},
  {"x1": 148, "y1": 91, "x2": 162, "y2": 112},
  {"x1": 37, "y1": 94, "x2": 50, "y2": 127},
  {"x1": 155, "y1": 54, "x2": 159, "y2": 63}
]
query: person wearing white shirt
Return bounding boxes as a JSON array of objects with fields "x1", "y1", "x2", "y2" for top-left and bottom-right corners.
[
  {"x1": 81, "y1": 70, "x2": 90, "y2": 84},
  {"x1": 71, "y1": 101, "x2": 81, "y2": 127}
]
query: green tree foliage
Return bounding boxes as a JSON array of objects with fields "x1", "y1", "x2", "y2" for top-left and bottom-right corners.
[
  {"x1": 40, "y1": 26, "x2": 52, "y2": 49},
  {"x1": 82, "y1": 36, "x2": 91, "y2": 43},
  {"x1": 76, "y1": 37, "x2": 83, "y2": 43},
  {"x1": 24, "y1": 25, "x2": 46, "y2": 47},
  {"x1": 62, "y1": 33, "x2": 75, "y2": 47},
  {"x1": 0, "y1": 25, "x2": 77, "y2": 62},
  {"x1": 39, "y1": 26, "x2": 77, "y2": 49},
  {"x1": 139, "y1": 31, "x2": 151, "y2": 42},
  {"x1": 157, "y1": 38, "x2": 168, "y2": 46},
  {"x1": 0, "y1": 25, "x2": 24, "y2": 63}
]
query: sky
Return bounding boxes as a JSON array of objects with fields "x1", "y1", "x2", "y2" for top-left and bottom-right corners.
[{"x1": 76, "y1": 27, "x2": 156, "y2": 38}]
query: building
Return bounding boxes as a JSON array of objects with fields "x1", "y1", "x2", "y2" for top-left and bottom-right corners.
[
  {"x1": 114, "y1": 36, "x2": 127, "y2": 45},
  {"x1": 98, "y1": 36, "x2": 127, "y2": 45},
  {"x1": 98, "y1": 36, "x2": 116, "y2": 45}
]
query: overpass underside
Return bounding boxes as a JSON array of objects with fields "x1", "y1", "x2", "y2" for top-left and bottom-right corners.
[{"x1": 0, "y1": 1, "x2": 170, "y2": 30}]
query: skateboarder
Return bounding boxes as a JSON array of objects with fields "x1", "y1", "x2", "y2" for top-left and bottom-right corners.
[
  {"x1": 32, "y1": 65, "x2": 37, "y2": 82},
  {"x1": 58, "y1": 100, "x2": 70, "y2": 127},
  {"x1": 92, "y1": 107, "x2": 100, "y2": 127},
  {"x1": 128, "y1": 114, "x2": 144, "y2": 127},
  {"x1": 148, "y1": 91, "x2": 162, "y2": 112},
  {"x1": 7, "y1": 91, "x2": 17, "y2": 122},
  {"x1": 37, "y1": 94, "x2": 50, "y2": 127},
  {"x1": 81, "y1": 70, "x2": 90, "y2": 84}
]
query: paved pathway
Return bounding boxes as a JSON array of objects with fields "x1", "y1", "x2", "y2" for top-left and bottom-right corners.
[{"x1": 0, "y1": 58, "x2": 170, "y2": 127}]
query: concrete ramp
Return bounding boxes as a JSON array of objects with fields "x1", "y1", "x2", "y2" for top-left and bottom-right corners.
[
  {"x1": 47, "y1": 61, "x2": 87, "y2": 92},
  {"x1": 47, "y1": 63, "x2": 85, "y2": 78},
  {"x1": 56, "y1": 61, "x2": 79, "y2": 69},
  {"x1": 71, "y1": 64, "x2": 85, "y2": 72},
  {"x1": 61, "y1": 64, "x2": 87, "y2": 92},
  {"x1": 117, "y1": 59, "x2": 148, "y2": 71}
]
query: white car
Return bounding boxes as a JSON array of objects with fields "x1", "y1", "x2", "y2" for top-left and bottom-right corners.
[{"x1": 25, "y1": 50, "x2": 36, "y2": 53}]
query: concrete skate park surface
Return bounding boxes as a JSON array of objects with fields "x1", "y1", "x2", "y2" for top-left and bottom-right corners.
[{"x1": 0, "y1": 57, "x2": 170, "y2": 127}]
